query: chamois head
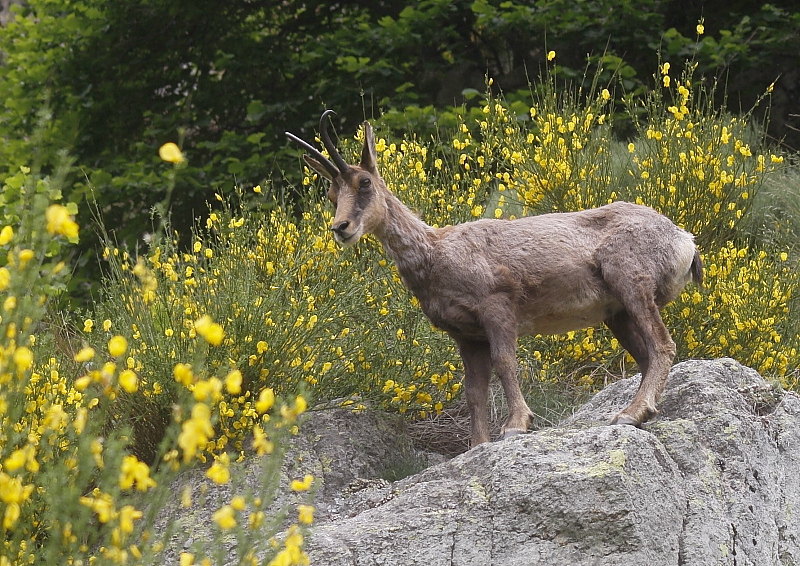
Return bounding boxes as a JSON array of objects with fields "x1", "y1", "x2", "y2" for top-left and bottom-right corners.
[{"x1": 286, "y1": 110, "x2": 386, "y2": 246}]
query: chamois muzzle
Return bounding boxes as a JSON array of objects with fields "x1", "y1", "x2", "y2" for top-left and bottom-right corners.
[
  {"x1": 330, "y1": 221, "x2": 353, "y2": 242},
  {"x1": 331, "y1": 220, "x2": 350, "y2": 233}
]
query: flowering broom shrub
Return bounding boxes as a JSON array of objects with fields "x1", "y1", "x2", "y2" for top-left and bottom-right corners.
[
  {"x1": 0, "y1": 163, "x2": 314, "y2": 565},
  {"x1": 89, "y1": 60, "x2": 800, "y2": 451},
  {"x1": 3, "y1": 57, "x2": 799, "y2": 564},
  {"x1": 92, "y1": 190, "x2": 462, "y2": 453}
]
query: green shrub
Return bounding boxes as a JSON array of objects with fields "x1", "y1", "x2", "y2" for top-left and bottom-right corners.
[{"x1": 0, "y1": 161, "x2": 314, "y2": 566}]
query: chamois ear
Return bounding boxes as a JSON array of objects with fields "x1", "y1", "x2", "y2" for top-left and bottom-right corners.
[
  {"x1": 302, "y1": 154, "x2": 335, "y2": 181},
  {"x1": 360, "y1": 121, "x2": 378, "y2": 174}
]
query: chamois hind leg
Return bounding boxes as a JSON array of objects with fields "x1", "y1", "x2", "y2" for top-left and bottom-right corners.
[
  {"x1": 605, "y1": 310, "x2": 651, "y2": 379},
  {"x1": 605, "y1": 290, "x2": 676, "y2": 426},
  {"x1": 455, "y1": 338, "x2": 492, "y2": 447}
]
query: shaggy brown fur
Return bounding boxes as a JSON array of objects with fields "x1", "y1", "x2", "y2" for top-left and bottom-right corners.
[{"x1": 287, "y1": 112, "x2": 703, "y2": 447}]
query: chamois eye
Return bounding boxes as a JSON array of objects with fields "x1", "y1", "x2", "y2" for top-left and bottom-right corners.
[{"x1": 359, "y1": 177, "x2": 372, "y2": 190}]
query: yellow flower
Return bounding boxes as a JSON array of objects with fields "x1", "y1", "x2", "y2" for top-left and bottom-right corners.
[
  {"x1": 180, "y1": 486, "x2": 192, "y2": 508},
  {"x1": 206, "y1": 460, "x2": 230, "y2": 485},
  {"x1": 0, "y1": 474, "x2": 34, "y2": 506},
  {"x1": 119, "y1": 455, "x2": 156, "y2": 491},
  {"x1": 281, "y1": 395, "x2": 307, "y2": 420},
  {"x1": 108, "y1": 335, "x2": 128, "y2": 357},
  {"x1": 159, "y1": 142, "x2": 185, "y2": 164},
  {"x1": 696, "y1": 23, "x2": 704, "y2": 35},
  {"x1": 118, "y1": 505, "x2": 142, "y2": 534},
  {"x1": 547, "y1": 50, "x2": 556, "y2": 61},
  {"x1": 256, "y1": 388, "x2": 275, "y2": 413},
  {"x1": 230, "y1": 496, "x2": 247, "y2": 511},
  {"x1": 601, "y1": 88, "x2": 610, "y2": 101},
  {"x1": 178, "y1": 403, "x2": 214, "y2": 462},
  {"x1": 0, "y1": 267, "x2": 9, "y2": 291},
  {"x1": 79, "y1": 492, "x2": 114, "y2": 523},
  {"x1": 83, "y1": 319, "x2": 94, "y2": 333},
  {"x1": 252, "y1": 425, "x2": 274, "y2": 455},
  {"x1": 13, "y1": 347, "x2": 33, "y2": 372},
  {"x1": 118, "y1": 369, "x2": 139, "y2": 393},
  {"x1": 3, "y1": 502, "x2": 20, "y2": 529},
  {"x1": 0, "y1": 225, "x2": 13, "y2": 245},
  {"x1": 225, "y1": 369, "x2": 242, "y2": 395},
  {"x1": 298, "y1": 504, "x2": 315, "y2": 525},
  {"x1": 18, "y1": 249, "x2": 34, "y2": 265},
  {"x1": 173, "y1": 363, "x2": 194, "y2": 386},
  {"x1": 212, "y1": 505, "x2": 236, "y2": 530},
  {"x1": 179, "y1": 553, "x2": 195, "y2": 566},
  {"x1": 290, "y1": 474, "x2": 314, "y2": 492},
  {"x1": 45, "y1": 204, "x2": 79, "y2": 239},
  {"x1": 194, "y1": 315, "x2": 224, "y2": 346},
  {"x1": 192, "y1": 377, "x2": 222, "y2": 402},
  {"x1": 4, "y1": 449, "x2": 27, "y2": 472}
]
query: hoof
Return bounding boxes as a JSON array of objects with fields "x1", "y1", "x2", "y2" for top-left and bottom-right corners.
[
  {"x1": 499, "y1": 428, "x2": 526, "y2": 441},
  {"x1": 610, "y1": 413, "x2": 640, "y2": 427}
]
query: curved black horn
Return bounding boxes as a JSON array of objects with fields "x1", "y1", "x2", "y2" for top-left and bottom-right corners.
[
  {"x1": 319, "y1": 110, "x2": 350, "y2": 173},
  {"x1": 284, "y1": 131, "x2": 339, "y2": 179}
]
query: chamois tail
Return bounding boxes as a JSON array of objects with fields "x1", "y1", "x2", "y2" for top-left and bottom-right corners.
[{"x1": 690, "y1": 249, "x2": 704, "y2": 288}]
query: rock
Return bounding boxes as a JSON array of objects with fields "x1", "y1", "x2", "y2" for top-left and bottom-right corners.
[
  {"x1": 288, "y1": 408, "x2": 443, "y2": 523},
  {"x1": 152, "y1": 359, "x2": 800, "y2": 565},
  {"x1": 150, "y1": 408, "x2": 440, "y2": 563},
  {"x1": 305, "y1": 359, "x2": 800, "y2": 565}
]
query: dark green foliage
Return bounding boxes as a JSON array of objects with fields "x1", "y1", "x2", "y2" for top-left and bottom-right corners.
[{"x1": 0, "y1": 0, "x2": 798, "y2": 304}]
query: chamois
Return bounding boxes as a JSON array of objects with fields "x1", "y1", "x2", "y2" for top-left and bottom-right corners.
[{"x1": 287, "y1": 110, "x2": 703, "y2": 448}]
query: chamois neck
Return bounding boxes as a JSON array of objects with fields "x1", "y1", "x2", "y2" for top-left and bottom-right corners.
[{"x1": 373, "y1": 191, "x2": 434, "y2": 289}]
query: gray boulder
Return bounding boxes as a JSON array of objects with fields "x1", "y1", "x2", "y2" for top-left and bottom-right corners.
[
  {"x1": 150, "y1": 407, "x2": 438, "y2": 562},
  {"x1": 306, "y1": 358, "x2": 800, "y2": 565}
]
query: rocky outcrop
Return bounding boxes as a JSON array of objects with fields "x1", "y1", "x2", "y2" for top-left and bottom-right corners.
[
  {"x1": 154, "y1": 359, "x2": 800, "y2": 565},
  {"x1": 305, "y1": 359, "x2": 800, "y2": 565},
  {"x1": 151, "y1": 407, "x2": 441, "y2": 562}
]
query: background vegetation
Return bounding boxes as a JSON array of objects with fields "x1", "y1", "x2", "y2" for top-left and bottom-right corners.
[
  {"x1": 0, "y1": 0, "x2": 799, "y2": 300},
  {"x1": 2, "y1": 1, "x2": 800, "y2": 564}
]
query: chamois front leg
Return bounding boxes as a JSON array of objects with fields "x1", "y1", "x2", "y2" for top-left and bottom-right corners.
[
  {"x1": 455, "y1": 338, "x2": 492, "y2": 447},
  {"x1": 480, "y1": 305, "x2": 534, "y2": 440}
]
